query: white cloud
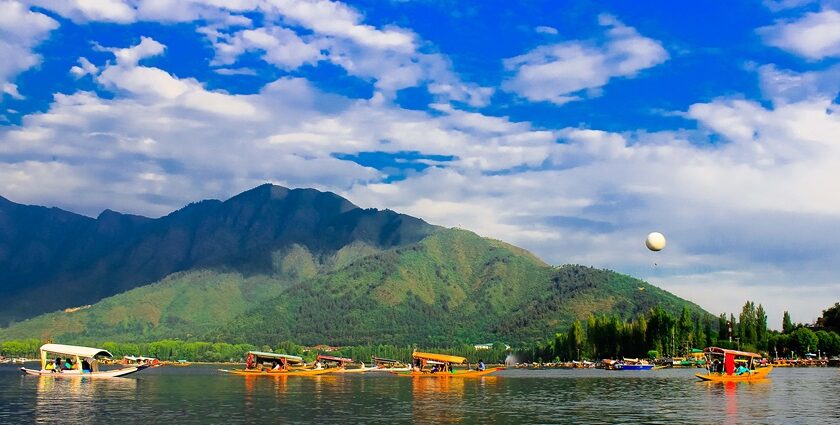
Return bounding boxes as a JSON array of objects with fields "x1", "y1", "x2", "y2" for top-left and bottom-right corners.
[
  {"x1": 759, "y1": 9, "x2": 840, "y2": 59},
  {"x1": 207, "y1": 26, "x2": 323, "y2": 70},
  {"x1": 503, "y1": 14, "x2": 668, "y2": 105},
  {"x1": 535, "y1": 26, "x2": 558, "y2": 35},
  {"x1": 0, "y1": 1, "x2": 58, "y2": 98},
  {"x1": 757, "y1": 63, "x2": 840, "y2": 103},
  {"x1": 26, "y1": 0, "x2": 136, "y2": 23},
  {"x1": 70, "y1": 57, "x2": 99, "y2": 78}
]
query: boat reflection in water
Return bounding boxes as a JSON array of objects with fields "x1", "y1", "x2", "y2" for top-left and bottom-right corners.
[
  {"x1": 412, "y1": 374, "x2": 467, "y2": 423},
  {"x1": 34, "y1": 374, "x2": 138, "y2": 423}
]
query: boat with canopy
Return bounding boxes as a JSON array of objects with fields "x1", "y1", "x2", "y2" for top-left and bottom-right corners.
[
  {"x1": 223, "y1": 351, "x2": 330, "y2": 376},
  {"x1": 695, "y1": 347, "x2": 772, "y2": 382},
  {"x1": 20, "y1": 344, "x2": 148, "y2": 378},
  {"x1": 316, "y1": 354, "x2": 376, "y2": 373},
  {"x1": 371, "y1": 356, "x2": 410, "y2": 372},
  {"x1": 391, "y1": 352, "x2": 503, "y2": 377}
]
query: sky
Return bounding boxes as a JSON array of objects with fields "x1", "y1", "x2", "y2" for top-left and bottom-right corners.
[{"x1": 2, "y1": 0, "x2": 840, "y2": 329}]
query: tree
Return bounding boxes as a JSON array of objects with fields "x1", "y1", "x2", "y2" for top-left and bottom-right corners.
[
  {"x1": 739, "y1": 302, "x2": 756, "y2": 346},
  {"x1": 790, "y1": 327, "x2": 818, "y2": 356},
  {"x1": 678, "y1": 307, "x2": 694, "y2": 354},
  {"x1": 717, "y1": 313, "x2": 727, "y2": 342},
  {"x1": 729, "y1": 313, "x2": 738, "y2": 343},
  {"x1": 755, "y1": 304, "x2": 768, "y2": 351},
  {"x1": 821, "y1": 303, "x2": 840, "y2": 330},
  {"x1": 783, "y1": 311, "x2": 794, "y2": 334}
]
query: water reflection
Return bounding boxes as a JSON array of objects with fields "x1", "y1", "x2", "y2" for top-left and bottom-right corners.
[
  {"x1": 0, "y1": 365, "x2": 837, "y2": 424},
  {"x1": 34, "y1": 375, "x2": 138, "y2": 424}
]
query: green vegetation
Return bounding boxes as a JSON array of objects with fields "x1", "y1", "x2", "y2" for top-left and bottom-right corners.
[
  {"x1": 2, "y1": 228, "x2": 707, "y2": 349},
  {"x1": 525, "y1": 306, "x2": 713, "y2": 361},
  {"x1": 213, "y1": 229, "x2": 708, "y2": 346}
]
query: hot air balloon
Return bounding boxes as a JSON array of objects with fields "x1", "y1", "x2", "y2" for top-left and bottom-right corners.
[{"x1": 645, "y1": 232, "x2": 666, "y2": 251}]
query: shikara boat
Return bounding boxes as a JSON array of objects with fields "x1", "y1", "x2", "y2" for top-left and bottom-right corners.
[
  {"x1": 371, "y1": 356, "x2": 411, "y2": 372},
  {"x1": 20, "y1": 344, "x2": 148, "y2": 378},
  {"x1": 223, "y1": 351, "x2": 330, "y2": 376},
  {"x1": 390, "y1": 352, "x2": 503, "y2": 377},
  {"x1": 315, "y1": 354, "x2": 375, "y2": 373},
  {"x1": 695, "y1": 347, "x2": 773, "y2": 382}
]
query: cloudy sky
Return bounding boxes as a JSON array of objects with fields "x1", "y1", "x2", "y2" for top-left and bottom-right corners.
[{"x1": 2, "y1": 0, "x2": 839, "y2": 328}]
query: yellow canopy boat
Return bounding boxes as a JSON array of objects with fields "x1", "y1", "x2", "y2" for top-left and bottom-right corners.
[
  {"x1": 391, "y1": 352, "x2": 503, "y2": 377},
  {"x1": 695, "y1": 347, "x2": 772, "y2": 382},
  {"x1": 224, "y1": 351, "x2": 330, "y2": 376}
]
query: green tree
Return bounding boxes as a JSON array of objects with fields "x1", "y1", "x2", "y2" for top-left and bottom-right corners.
[
  {"x1": 782, "y1": 311, "x2": 794, "y2": 334},
  {"x1": 821, "y1": 303, "x2": 840, "y2": 330},
  {"x1": 568, "y1": 320, "x2": 586, "y2": 360},
  {"x1": 790, "y1": 327, "x2": 818, "y2": 356},
  {"x1": 755, "y1": 304, "x2": 768, "y2": 351},
  {"x1": 739, "y1": 302, "x2": 756, "y2": 346},
  {"x1": 678, "y1": 307, "x2": 694, "y2": 354}
]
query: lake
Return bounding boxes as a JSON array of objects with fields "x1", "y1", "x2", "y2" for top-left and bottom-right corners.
[{"x1": 1, "y1": 364, "x2": 838, "y2": 424}]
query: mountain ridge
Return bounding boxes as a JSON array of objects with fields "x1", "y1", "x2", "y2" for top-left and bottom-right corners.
[{"x1": 0, "y1": 184, "x2": 436, "y2": 325}]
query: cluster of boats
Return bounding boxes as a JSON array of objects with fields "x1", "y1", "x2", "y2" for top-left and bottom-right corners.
[
  {"x1": 16, "y1": 344, "x2": 785, "y2": 383},
  {"x1": 18, "y1": 344, "x2": 503, "y2": 379}
]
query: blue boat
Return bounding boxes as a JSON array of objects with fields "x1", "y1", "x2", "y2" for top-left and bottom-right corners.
[{"x1": 619, "y1": 364, "x2": 653, "y2": 370}]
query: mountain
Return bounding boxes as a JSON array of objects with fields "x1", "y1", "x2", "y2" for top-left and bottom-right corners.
[
  {"x1": 213, "y1": 229, "x2": 709, "y2": 346},
  {"x1": 0, "y1": 184, "x2": 436, "y2": 326},
  {"x1": 0, "y1": 185, "x2": 711, "y2": 346}
]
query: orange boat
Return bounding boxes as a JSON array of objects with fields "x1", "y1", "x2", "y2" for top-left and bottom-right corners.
[
  {"x1": 224, "y1": 351, "x2": 330, "y2": 376},
  {"x1": 391, "y1": 352, "x2": 503, "y2": 378},
  {"x1": 695, "y1": 347, "x2": 772, "y2": 382}
]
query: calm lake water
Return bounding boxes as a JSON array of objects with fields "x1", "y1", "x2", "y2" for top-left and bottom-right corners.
[{"x1": 1, "y1": 364, "x2": 838, "y2": 424}]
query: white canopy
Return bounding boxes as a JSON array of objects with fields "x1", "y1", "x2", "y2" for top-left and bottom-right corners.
[{"x1": 40, "y1": 344, "x2": 113, "y2": 358}]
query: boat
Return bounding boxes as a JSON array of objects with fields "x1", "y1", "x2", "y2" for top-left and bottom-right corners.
[
  {"x1": 614, "y1": 358, "x2": 653, "y2": 370},
  {"x1": 19, "y1": 343, "x2": 148, "y2": 378},
  {"x1": 370, "y1": 356, "x2": 411, "y2": 372},
  {"x1": 695, "y1": 347, "x2": 773, "y2": 382},
  {"x1": 122, "y1": 355, "x2": 161, "y2": 367},
  {"x1": 390, "y1": 352, "x2": 503, "y2": 377},
  {"x1": 316, "y1": 354, "x2": 375, "y2": 373},
  {"x1": 223, "y1": 351, "x2": 331, "y2": 376}
]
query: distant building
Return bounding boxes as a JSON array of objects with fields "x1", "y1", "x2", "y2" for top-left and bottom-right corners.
[{"x1": 474, "y1": 343, "x2": 510, "y2": 350}]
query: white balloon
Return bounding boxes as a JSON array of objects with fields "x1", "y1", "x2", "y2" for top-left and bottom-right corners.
[{"x1": 645, "y1": 232, "x2": 666, "y2": 251}]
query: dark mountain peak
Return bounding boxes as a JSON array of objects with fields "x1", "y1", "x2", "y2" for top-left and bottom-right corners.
[
  {"x1": 97, "y1": 208, "x2": 122, "y2": 220},
  {"x1": 224, "y1": 184, "x2": 358, "y2": 214}
]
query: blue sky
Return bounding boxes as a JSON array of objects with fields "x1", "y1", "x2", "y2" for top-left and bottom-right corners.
[{"x1": 2, "y1": 0, "x2": 840, "y2": 328}]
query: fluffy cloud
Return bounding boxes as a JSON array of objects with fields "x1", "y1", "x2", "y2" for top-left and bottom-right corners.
[
  {"x1": 0, "y1": 1, "x2": 58, "y2": 98},
  {"x1": 759, "y1": 9, "x2": 840, "y2": 59},
  {"x1": 503, "y1": 14, "x2": 668, "y2": 105}
]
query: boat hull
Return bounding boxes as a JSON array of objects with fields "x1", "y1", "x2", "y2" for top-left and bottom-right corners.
[
  {"x1": 20, "y1": 365, "x2": 147, "y2": 378},
  {"x1": 224, "y1": 368, "x2": 332, "y2": 376},
  {"x1": 391, "y1": 367, "x2": 503, "y2": 378},
  {"x1": 695, "y1": 365, "x2": 773, "y2": 382}
]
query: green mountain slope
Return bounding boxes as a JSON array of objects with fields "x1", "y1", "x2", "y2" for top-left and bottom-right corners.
[
  {"x1": 214, "y1": 229, "x2": 710, "y2": 346},
  {"x1": 0, "y1": 184, "x2": 436, "y2": 325},
  {"x1": 0, "y1": 242, "x2": 381, "y2": 343}
]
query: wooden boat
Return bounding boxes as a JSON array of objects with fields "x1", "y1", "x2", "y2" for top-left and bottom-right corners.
[
  {"x1": 20, "y1": 343, "x2": 148, "y2": 378},
  {"x1": 313, "y1": 354, "x2": 375, "y2": 373},
  {"x1": 223, "y1": 351, "x2": 331, "y2": 376},
  {"x1": 390, "y1": 352, "x2": 503, "y2": 377},
  {"x1": 695, "y1": 347, "x2": 772, "y2": 382},
  {"x1": 369, "y1": 356, "x2": 411, "y2": 372}
]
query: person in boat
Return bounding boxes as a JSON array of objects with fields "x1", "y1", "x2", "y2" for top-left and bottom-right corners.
[
  {"x1": 81, "y1": 358, "x2": 92, "y2": 373},
  {"x1": 430, "y1": 364, "x2": 438, "y2": 373},
  {"x1": 478, "y1": 359, "x2": 486, "y2": 371},
  {"x1": 54, "y1": 357, "x2": 62, "y2": 372},
  {"x1": 272, "y1": 361, "x2": 282, "y2": 371},
  {"x1": 64, "y1": 358, "x2": 73, "y2": 370},
  {"x1": 735, "y1": 363, "x2": 750, "y2": 375}
]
